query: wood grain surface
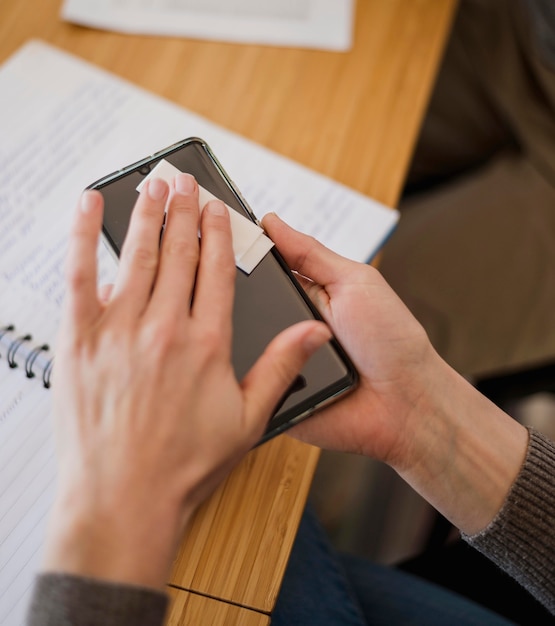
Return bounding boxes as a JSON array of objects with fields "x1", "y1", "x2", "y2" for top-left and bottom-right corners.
[{"x1": 167, "y1": 587, "x2": 269, "y2": 625}]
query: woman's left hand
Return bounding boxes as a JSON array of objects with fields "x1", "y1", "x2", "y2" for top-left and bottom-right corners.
[{"x1": 44, "y1": 174, "x2": 330, "y2": 589}]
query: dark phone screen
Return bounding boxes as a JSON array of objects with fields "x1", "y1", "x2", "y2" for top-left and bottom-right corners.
[{"x1": 95, "y1": 138, "x2": 356, "y2": 441}]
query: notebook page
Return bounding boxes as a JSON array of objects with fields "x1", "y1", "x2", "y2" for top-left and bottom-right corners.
[
  {"x1": 0, "y1": 283, "x2": 60, "y2": 625},
  {"x1": 0, "y1": 41, "x2": 397, "y2": 313},
  {"x1": 0, "y1": 40, "x2": 398, "y2": 622}
]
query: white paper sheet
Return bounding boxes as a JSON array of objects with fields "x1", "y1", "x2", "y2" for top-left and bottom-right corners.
[
  {"x1": 0, "y1": 39, "x2": 397, "y2": 624},
  {"x1": 61, "y1": 0, "x2": 355, "y2": 51},
  {"x1": 0, "y1": 281, "x2": 60, "y2": 626}
]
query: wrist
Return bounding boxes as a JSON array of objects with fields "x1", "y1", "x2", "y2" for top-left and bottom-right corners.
[
  {"x1": 392, "y1": 350, "x2": 528, "y2": 535},
  {"x1": 43, "y1": 482, "x2": 191, "y2": 590}
]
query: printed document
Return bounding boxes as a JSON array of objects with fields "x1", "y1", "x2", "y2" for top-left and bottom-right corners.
[{"x1": 62, "y1": 0, "x2": 355, "y2": 51}]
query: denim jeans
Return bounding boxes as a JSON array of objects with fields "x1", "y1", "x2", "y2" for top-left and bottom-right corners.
[{"x1": 272, "y1": 506, "x2": 516, "y2": 625}]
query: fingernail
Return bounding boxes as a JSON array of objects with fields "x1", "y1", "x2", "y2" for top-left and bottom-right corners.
[
  {"x1": 262, "y1": 212, "x2": 279, "y2": 223},
  {"x1": 148, "y1": 178, "x2": 168, "y2": 200},
  {"x1": 261, "y1": 212, "x2": 280, "y2": 230},
  {"x1": 175, "y1": 173, "x2": 196, "y2": 194},
  {"x1": 80, "y1": 190, "x2": 98, "y2": 214},
  {"x1": 206, "y1": 200, "x2": 227, "y2": 216},
  {"x1": 304, "y1": 324, "x2": 332, "y2": 353}
]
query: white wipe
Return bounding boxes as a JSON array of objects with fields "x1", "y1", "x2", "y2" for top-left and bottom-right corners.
[{"x1": 136, "y1": 159, "x2": 274, "y2": 274}]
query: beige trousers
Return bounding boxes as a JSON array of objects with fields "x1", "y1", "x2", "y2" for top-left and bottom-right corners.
[{"x1": 379, "y1": 0, "x2": 555, "y2": 377}]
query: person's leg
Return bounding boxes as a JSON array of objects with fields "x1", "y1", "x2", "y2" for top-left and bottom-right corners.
[
  {"x1": 339, "y1": 553, "x2": 517, "y2": 626},
  {"x1": 398, "y1": 540, "x2": 555, "y2": 625},
  {"x1": 379, "y1": 152, "x2": 555, "y2": 377},
  {"x1": 382, "y1": 1, "x2": 555, "y2": 377},
  {"x1": 271, "y1": 506, "x2": 367, "y2": 626},
  {"x1": 273, "y1": 507, "x2": 516, "y2": 625},
  {"x1": 404, "y1": 0, "x2": 514, "y2": 191}
]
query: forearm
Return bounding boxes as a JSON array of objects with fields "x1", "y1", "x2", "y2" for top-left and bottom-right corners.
[{"x1": 393, "y1": 349, "x2": 528, "y2": 535}]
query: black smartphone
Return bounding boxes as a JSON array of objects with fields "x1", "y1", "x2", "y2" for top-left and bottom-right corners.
[{"x1": 89, "y1": 137, "x2": 357, "y2": 444}]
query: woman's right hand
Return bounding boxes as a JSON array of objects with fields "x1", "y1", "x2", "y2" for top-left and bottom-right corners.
[
  {"x1": 263, "y1": 213, "x2": 528, "y2": 536},
  {"x1": 262, "y1": 212, "x2": 437, "y2": 470}
]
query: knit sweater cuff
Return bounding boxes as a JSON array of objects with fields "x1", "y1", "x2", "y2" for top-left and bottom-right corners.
[
  {"x1": 27, "y1": 572, "x2": 169, "y2": 626},
  {"x1": 463, "y1": 428, "x2": 555, "y2": 613}
]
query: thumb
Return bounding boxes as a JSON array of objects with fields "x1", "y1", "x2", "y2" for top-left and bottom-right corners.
[
  {"x1": 241, "y1": 321, "x2": 332, "y2": 433},
  {"x1": 262, "y1": 213, "x2": 351, "y2": 287}
]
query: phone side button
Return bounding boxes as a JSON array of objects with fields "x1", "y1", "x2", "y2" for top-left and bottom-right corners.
[{"x1": 288, "y1": 407, "x2": 315, "y2": 426}]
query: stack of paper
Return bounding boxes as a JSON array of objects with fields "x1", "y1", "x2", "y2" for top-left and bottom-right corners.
[{"x1": 62, "y1": 0, "x2": 356, "y2": 51}]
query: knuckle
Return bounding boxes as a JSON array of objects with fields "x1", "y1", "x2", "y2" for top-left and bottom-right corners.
[
  {"x1": 140, "y1": 317, "x2": 227, "y2": 366},
  {"x1": 296, "y1": 236, "x2": 319, "y2": 272},
  {"x1": 267, "y1": 337, "x2": 304, "y2": 385},
  {"x1": 171, "y1": 197, "x2": 198, "y2": 215},
  {"x1": 216, "y1": 252, "x2": 236, "y2": 277},
  {"x1": 143, "y1": 317, "x2": 174, "y2": 349},
  {"x1": 164, "y1": 237, "x2": 198, "y2": 263},
  {"x1": 273, "y1": 357, "x2": 298, "y2": 388},
  {"x1": 65, "y1": 263, "x2": 89, "y2": 292},
  {"x1": 123, "y1": 244, "x2": 158, "y2": 271},
  {"x1": 204, "y1": 235, "x2": 235, "y2": 270},
  {"x1": 202, "y1": 327, "x2": 223, "y2": 352},
  {"x1": 193, "y1": 326, "x2": 226, "y2": 365},
  {"x1": 141, "y1": 202, "x2": 165, "y2": 221},
  {"x1": 207, "y1": 213, "x2": 230, "y2": 231}
]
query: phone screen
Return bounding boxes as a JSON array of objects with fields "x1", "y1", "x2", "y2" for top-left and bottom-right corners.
[{"x1": 92, "y1": 138, "x2": 357, "y2": 442}]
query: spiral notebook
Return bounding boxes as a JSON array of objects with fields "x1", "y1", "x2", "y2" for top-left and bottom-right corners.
[
  {"x1": 0, "y1": 40, "x2": 398, "y2": 624},
  {"x1": 0, "y1": 322, "x2": 54, "y2": 391}
]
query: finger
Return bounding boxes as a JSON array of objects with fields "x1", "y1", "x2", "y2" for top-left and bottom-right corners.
[
  {"x1": 149, "y1": 173, "x2": 201, "y2": 318},
  {"x1": 241, "y1": 321, "x2": 332, "y2": 434},
  {"x1": 191, "y1": 200, "x2": 236, "y2": 336},
  {"x1": 63, "y1": 190, "x2": 104, "y2": 332},
  {"x1": 112, "y1": 178, "x2": 168, "y2": 315},
  {"x1": 98, "y1": 283, "x2": 114, "y2": 304},
  {"x1": 262, "y1": 213, "x2": 351, "y2": 286},
  {"x1": 290, "y1": 273, "x2": 332, "y2": 319}
]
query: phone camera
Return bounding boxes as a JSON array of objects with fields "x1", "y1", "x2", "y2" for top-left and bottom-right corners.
[{"x1": 138, "y1": 164, "x2": 151, "y2": 176}]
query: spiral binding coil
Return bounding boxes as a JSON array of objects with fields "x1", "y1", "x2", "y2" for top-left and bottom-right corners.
[
  {"x1": 0, "y1": 324, "x2": 14, "y2": 341},
  {"x1": 1, "y1": 324, "x2": 54, "y2": 388},
  {"x1": 7, "y1": 334, "x2": 32, "y2": 368}
]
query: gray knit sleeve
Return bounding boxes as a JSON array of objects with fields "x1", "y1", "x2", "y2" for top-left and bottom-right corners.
[
  {"x1": 463, "y1": 428, "x2": 555, "y2": 614},
  {"x1": 26, "y1": 573, "x2": 169, "y2": 626}
]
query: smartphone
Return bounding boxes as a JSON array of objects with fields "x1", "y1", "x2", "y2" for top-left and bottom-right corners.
[{"x1": 89, "y1": 137, "x2": 357, "y2": 444}]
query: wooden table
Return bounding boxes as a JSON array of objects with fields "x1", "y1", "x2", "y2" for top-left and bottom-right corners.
[{"x1": 0, "y1": 1, "x2": 456, "y2": 623}]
